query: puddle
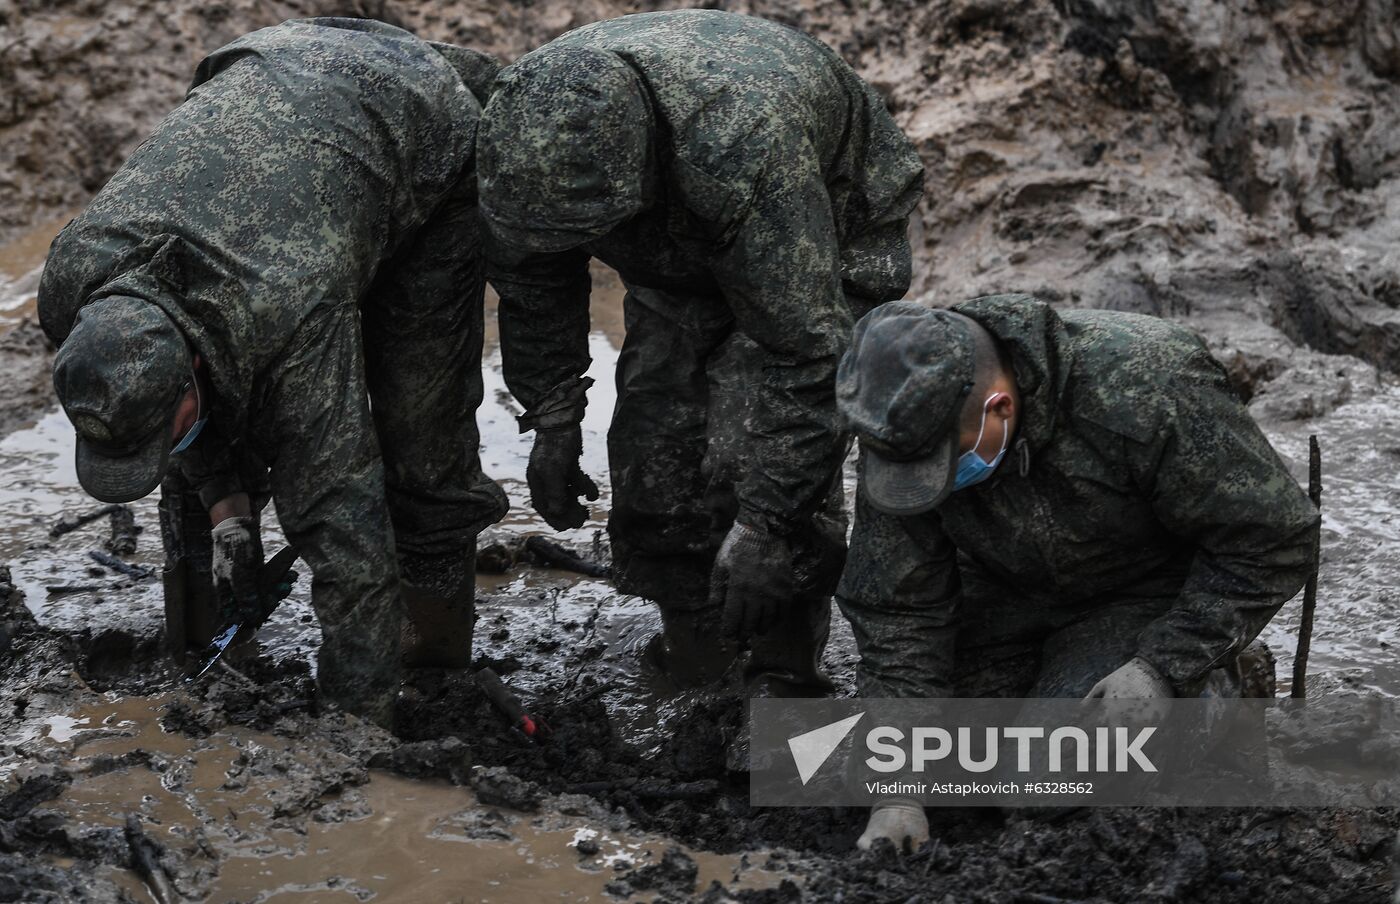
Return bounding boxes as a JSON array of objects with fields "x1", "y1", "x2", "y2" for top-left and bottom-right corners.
[
  {"x1": 0, "y1": 211, "x2": 73, "y2": 332},
  {"x1": 43, "y1": 695, "x2": 785, "y2": 902},
  {"x1": 1261, "y1": 389, "x2": 1400, "y2": 698}
]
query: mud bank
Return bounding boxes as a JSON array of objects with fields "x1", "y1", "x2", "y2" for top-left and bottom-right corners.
[{"x1": 7, "y1": 1, "x2": 1400, "y2": 413}]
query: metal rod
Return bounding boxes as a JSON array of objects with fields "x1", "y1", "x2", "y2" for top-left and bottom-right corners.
[{"x1": 1291, "y1": 435, "x2": 1322, "y2": 699}]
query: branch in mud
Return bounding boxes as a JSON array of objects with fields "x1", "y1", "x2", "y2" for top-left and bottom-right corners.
[
  {"x1": 564, "y1": 778, "x2": 720, "y2": 800},
  {"x1": 50, "y1": 504, "x2": 123, "y2": 538},
  {"x1": 476, "y1": 532, "x2": 610, "y2": 579},
  {"x1": 49, "y1": 503, "x2": 143, "y2": 555},
  {"x1": 124, "y1": 814, "x2": 180, "y2": 904},
  {"x1": 88, "y1": 549, "x2": 154, "y2": 580}
]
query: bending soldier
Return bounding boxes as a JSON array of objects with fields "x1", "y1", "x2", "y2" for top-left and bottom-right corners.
[
  {"x1": 477, "y1": 10, "x2": 924, "y2": 700},
  {"x1": 38, "y1": 18, "x2": 507, "y2": 727}
]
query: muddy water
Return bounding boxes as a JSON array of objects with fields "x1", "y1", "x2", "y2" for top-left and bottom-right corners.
[
  {"x1": 1263, "y1": 389, "x2": 1400, "y2": 697},
  {"x1": 43, "y1": 695, "x2": 779, "y2": 902},
  {"x1": 0, "y1": 212, "x2": 71, "y2": 331}
]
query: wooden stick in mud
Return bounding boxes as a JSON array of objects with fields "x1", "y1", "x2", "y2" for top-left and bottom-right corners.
[
  {"x1": 1291, "y1": 435, "x2": 1322, "y2": 699},
  {"x1": 124, "y1": 813, "x2": 180, "y2": 904}
]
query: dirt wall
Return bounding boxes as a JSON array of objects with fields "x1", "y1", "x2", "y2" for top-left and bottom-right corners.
[{"x1": 4, "y1": 0, "x2": 1400, "y2": 413}]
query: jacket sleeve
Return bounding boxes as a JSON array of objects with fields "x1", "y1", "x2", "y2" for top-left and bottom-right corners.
[
  {"x1": 706, "y1": 142, "x2": 853, "y2": 534},
  {"x1": 487, "y1": 242, "x2": 594, "y2": 422},
  {"x1": 835, "y1": 482, "x2": 962, "y2": 698},
  {"x1": 169, "y1": 422, "x2": 264, "y2": 512},
  {"x1": 1134, "y1": 362, "x2": 1320, "y2": 693}
]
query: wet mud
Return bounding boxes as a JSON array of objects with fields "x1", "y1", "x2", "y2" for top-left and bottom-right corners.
[
  {"x1": 0, "y1": 218, "x2": 1397, "y2": 901},
  {"x1": 6, "y1": 0, "x2": 1400, "y2": 901}
]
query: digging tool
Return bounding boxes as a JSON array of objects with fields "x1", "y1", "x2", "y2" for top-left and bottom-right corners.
[
  {"x1": 188, "y1": 546, "x2": 298, "y2": 681},
  {"x1": 476, "y1": 667, "x2": 551, "y2": 741},
  {"x1": 1291, "y1": 435, "x2": 1322, "y2": 699}
]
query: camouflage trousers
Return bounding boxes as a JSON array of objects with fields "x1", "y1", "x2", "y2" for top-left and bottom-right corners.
[
  {"x1": 161, "y1": 172, "x2": 505, "y2": 720},
  {"x1": 605, "y1": 285, "x2": 847, "y2": 682},
  {"x1": 946, "y1": 568, "x2": 1244, "y2": 700}
]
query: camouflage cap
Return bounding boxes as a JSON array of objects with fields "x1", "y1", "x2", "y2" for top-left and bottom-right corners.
[
  {"x1": 478, "y1": 45, "x2": 649, "y2": 253},
  {"x1": 836, "y1": 302, "x2": 977, "y2": 515},
  {"x1": 51, "y1": 297, "x2": 191, "y2": 503}
]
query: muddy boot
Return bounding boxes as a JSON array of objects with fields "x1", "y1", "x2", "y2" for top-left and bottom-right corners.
[
  {"x1": 643, "y1": 605, "x2": 738, "y2": 689},
  {"x1": 399, "y1": 548, "x2": 476, "y2": 669},
  {"x1": 1237, "y1": 639, "x2": 1277, "y2": 698},
  {"x1": 725, "y1": 596, "x2": 836, "y2": 773},
  {"x1": 744, "y1": 593, "x2": 836, "y2": 699},
  {"x1": 157, "y1": 472, "x2": 220, "y2": 664}
]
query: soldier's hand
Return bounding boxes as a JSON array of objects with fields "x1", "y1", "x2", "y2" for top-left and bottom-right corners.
[
  {"x1": 527, "y1": 425, "x2": 600, "y2": 531},
  {"x1": 1084, "y1": 657, "x2": 1174, "y2": 699},
  {"x1": 210, "y1": 516, "x2": 264, "y2": 625},
  {"x1": 710, "y1": 523, "x2": 793, "y2": 638},
  {"x1": 856, "y1": 800, "x2": 929, "y2": 852}
]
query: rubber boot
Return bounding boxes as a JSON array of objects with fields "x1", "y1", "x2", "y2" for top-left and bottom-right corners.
[
  {"x1": 400, "y1": 548, "x2": 476, "y2": 669},
  {"x1": 726, "y1": 593, "x2": 836, "y2": 773},
  {"x1": 157, "y1": 473, "x2": 220, "y2": 664},
  {"x1": 643, "y1": 605, "x2": 738, "y2": 689},
  {"x1": 743, "y1": 591, "x2": 836, "y2": 699}
]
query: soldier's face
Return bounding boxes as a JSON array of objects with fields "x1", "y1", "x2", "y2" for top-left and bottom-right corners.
[{"x1": 169, "y1": 355, "x2": 203, "y2": 445}]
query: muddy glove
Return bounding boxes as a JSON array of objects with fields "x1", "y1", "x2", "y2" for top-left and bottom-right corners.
[
  {"x1": 710, "y1": 523, "x2": 793, "y2": 638},
  {"x1": 857, "y1": 800, "x2": 929, "y2": 852},
  {"x1": 1085, "y1": 657, "x2": 1174, "y2": 699},
  {"x1": 527, "y1": 424, "x2": 600, "y2": 531},
  {"x1": 210, "y1": 516, "x2": 265, "y2": 626}
]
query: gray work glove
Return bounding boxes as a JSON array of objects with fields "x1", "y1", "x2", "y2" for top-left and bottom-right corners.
[
  {"x1": 856, "y1": 799, "x2": 929, "y2": 852},
  {"x1": 527, "y1": 425, "x2": 600, "y2": 531},
  {"x1": 1084, "y1": 657, "x2": 1174, "y2": 699},
  {"x1": 211, "y1": 516, "x2": 265, "y2": 626},
  {"x1": 710, "y1": 523, "x2": 793, "y2": 638}
]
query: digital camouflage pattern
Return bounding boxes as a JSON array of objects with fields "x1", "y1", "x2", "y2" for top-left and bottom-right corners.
[
  {"x1": 837, "y1": 295, "x2": 1320, "y2": 699},
  {"x1": 37, "y1": 18, "x2": 506, "y2": 724},
  {"x1": 481, "y1": 10, "x2": 923, "y2": 621}
]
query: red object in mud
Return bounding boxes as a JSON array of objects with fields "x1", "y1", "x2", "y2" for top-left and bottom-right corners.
[{"x1": 476, "y1": 668, "x2": 551, "y2": 742}]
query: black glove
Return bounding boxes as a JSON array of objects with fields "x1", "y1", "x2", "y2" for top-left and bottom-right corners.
[
  {"x1": 210, "y1": 516, "x2": 265, "y2": 626},
  {"x1": 527, "y1": 425, "x2": 600, "y2": 531},
  {"x1": 709, "y1": 523, "x2": 793, "y2": 638}
]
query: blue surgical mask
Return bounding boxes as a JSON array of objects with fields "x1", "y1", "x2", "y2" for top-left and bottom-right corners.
[
  {"x1": 172, "y1": 416, "x2": 206, "y2": 454},
  {"x1": 953, "y1": 393, "x2": 1009, "y2": 492},
  {"x1": 171, "y1": 369, "x2": 206, "y2": 455}
]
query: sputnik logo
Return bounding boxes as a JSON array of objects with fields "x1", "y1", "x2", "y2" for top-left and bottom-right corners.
[{"x1": 788, "y1": 713, "x2": 865, "y2": 785}]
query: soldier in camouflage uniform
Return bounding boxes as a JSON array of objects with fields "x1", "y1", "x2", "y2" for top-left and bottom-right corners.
[
  {"x1": 835, "y1": 295, "x2": 1319, "y2": 849},
  {"x1": 477, "y1": 10, "x2": 924, "y2": 695},
  {"x1": 38, "y1": 18, "x2": 507, "y2": 728}
]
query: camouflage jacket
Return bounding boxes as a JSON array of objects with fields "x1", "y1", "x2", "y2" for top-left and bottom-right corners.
[
  {"x1": 837, "y1": 295, "x2": 1320, "y2": 697},
  {"x1": 487, "y1": 10, "x2": 925, "y2": 534},
  {"x1": 38, "y1": 19, "x2": 495, "y2": 634}
]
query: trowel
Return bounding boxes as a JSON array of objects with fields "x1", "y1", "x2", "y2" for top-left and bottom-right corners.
[{"x1": 188, "y1": 545, "x2": 299, "y2": 681}]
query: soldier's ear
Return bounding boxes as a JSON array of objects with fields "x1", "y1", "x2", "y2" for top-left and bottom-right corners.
[{"x1": 987, "y1": 391, "x2": 1014, "y2": 419}]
